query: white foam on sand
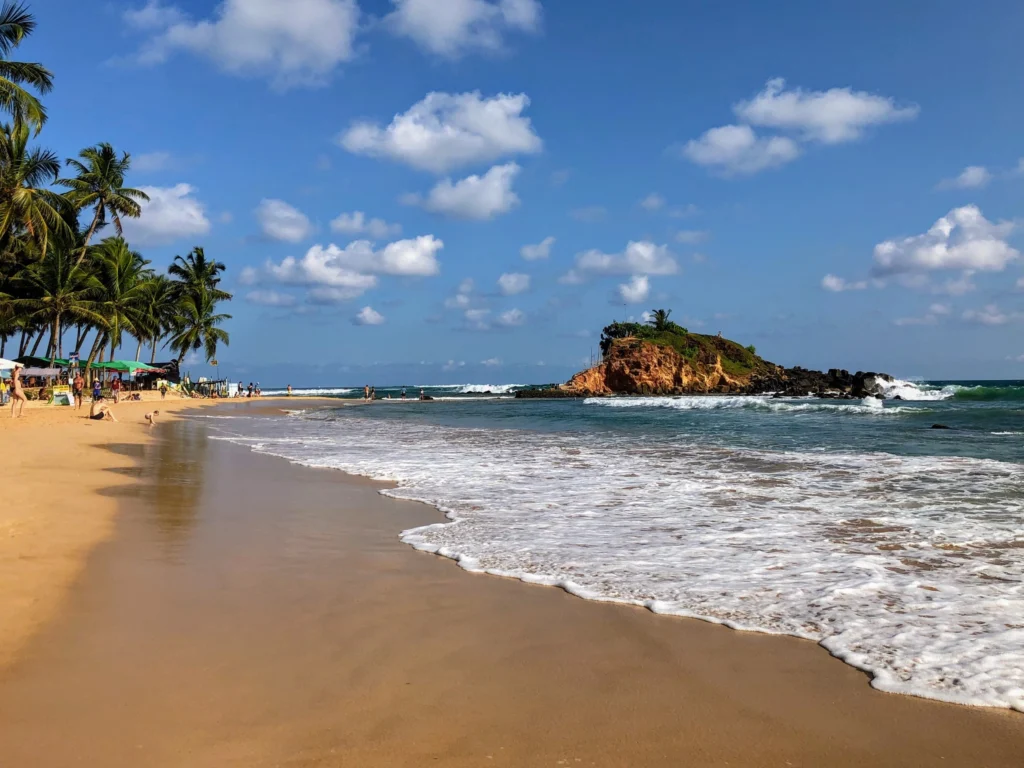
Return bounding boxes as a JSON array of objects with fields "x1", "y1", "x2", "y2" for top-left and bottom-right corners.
[{"x1": 212, "y1": 414, "x2": 1024, "y2": 712}]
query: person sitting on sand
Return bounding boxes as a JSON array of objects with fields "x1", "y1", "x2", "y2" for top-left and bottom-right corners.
[
  {"x1": 89, "y1": 398, "x2": 117, "y2": 422},
  {"x1": 145, "y1": 410, "x2": 159, "y2": 427},
  {"x1": 72, "y1": 371, "x2": 85, "y2": 409},
  {"x1": 9, "y1": 363, "x2": 26, "y2": 418}
]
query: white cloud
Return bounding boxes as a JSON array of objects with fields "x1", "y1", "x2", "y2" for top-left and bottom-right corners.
[
  {"x1": 445, "y1": 278, "x2": 475, "y2": 308},
  {"x1": 962, "y1": 304, "x2": 1023, "y2": 326},
  {"x1": 675, "y1": 230, "x2": 709, "y2": 245},
  {"x1": 893, "y1": 303, "x2": 950, "y2": 326},
  {"x1": 639, "y1": 193, "x2": 665, "y2": 211},
  {"x1": 617, "y1": 275, "x2": 650, "y2": 304},
  {"x1": 238, "y1": 266, "x2": 259, "y2": 286},
  {"x1": 521, "y1": 235, "x2": 554, "y2": 260},
  {"x1": 497, "y1": 272, "x2": 530, "y2": 295},
  {"x1": 481, "y1": 357, "x2": 502, "y2": 366},
  {"x1": 339, "y1": 91, "x2": 541, "y2": 174},
  {"x1": 683, "y1": 124, "x2": 800, "y2": 175},
  {"x1": 354, "y1": 306, "x2": 385, "y2": 325},
  {"x1": 256, "y1": 199, "x2": 314, "y2": 243},
  {"x1": 465, "y1": 307, "x2": 491, "y2": 329},
  {"x1": 936, "y1": 272, "x2": 976, "y2": 296},
  {"x1": 872, "y1": 206, "x2": 1019, "y2": 276},
  {"x1": 821, "y1": 274, "x2": 868, "y2": 292},
  {"x1": 682, "y1": 78, "x2": 916, "y2": 175},
  {"x1": 410, "y1": 163, "x2": 520, "y2": 220},
  {"x1": 1017, "y1": 277, "x2": 1024, "y2": 289},
  {"x1": 120, "y1": 183, "x2": 211, "y2": 246},
  {"x1": 387, "y1": 0, "x2": 541, "y2": 57},
  {"x1": 245, "y1": 290, "x2": 296, "y2": 307},
  {"x1": 442, "y1": 359, "x2": 466, "y2": 371},
  {"x1": 330, "y1": 211, "x2": 402, "y2": 239},
  {"x1": 938, "y1": 166, "x2": 992, "y2": 190},
  {"x1": 570, "y1": 206, "x2": 607, "y2": 222},
  {"x1": 127, "y1": 0, "x2": 360, "y2": 89},
  {"x1": 1007, "y1": 353, "x2": 1024, "y2": 363},
  {"x1": 259, "y1": 236, "x2": 443, "y2": 301},
  {"x1": 733, "y1": 78, "x2": 919, "y2": 144},
  {"x1": 566, "y1": 241, "x2": 678, "y2": 282},
  {"x1": 133, "y1": 151, "x2": 174, "y2": 172},
  {"x1": 497, "y1": 308, "x2": 525, "y2": 326}
]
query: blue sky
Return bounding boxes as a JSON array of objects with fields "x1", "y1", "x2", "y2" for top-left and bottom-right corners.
[{"x1": 24, "y1": 0, "x2": 1024, "y2": 385}]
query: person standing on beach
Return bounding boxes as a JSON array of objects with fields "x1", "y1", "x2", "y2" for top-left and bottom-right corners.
[
  {"x1": 91, "y1": 377, "x2": 102, "y2": 402},
  {"x1": 9, "y1": 363, "x2": 26, "y2": 418},
  {"x1": 401, "y1": 387, "x2": 407, "y2": 400},
  {"x1": 72, "y1": 371, "x2": 85, "y2": 410},
  {"x1": 287, "y1": 384, "x2": 293, "y2": 397},
  {"x1": 363, "y1": 385, "x2": 370, "y2": 401},
  {"x1": 370, "y1": 386, "x2": 376, "y2": 401},
  {"x1": 111, "y1": 375, "x2": 121, "y2": 404}
]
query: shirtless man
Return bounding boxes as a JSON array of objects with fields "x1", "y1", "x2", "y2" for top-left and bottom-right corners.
[
  {"x1": 9, "y1": 363, "x2": 26, "y2": 418},
  {"x1": 89, "y1": 397, "x2": 118, "y2": 422},
  {"x1": 72, "y1": 371, "x2": 85, "y2": 410}
]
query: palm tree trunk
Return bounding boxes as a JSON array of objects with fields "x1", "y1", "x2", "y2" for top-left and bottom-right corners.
[
  {"x1": 47, "y1": 315, "x2": 60, "y2": 365},
  {"x1": 85, "y1": 331, "x2": 106, "y2": 377},
  {"x1": 73, "y1": 208, "x2": 103, "y2": 269},
  {"x1": 135, "y1": 338, "x2": 143, "y2": 361},
  {"x1": 18, "y1": 328, "x2": 31, "y2": 357},
  {"x1": 150, "y1": 338, "x2": 158, "y2": 364},
  {"x1": 73, "y1": 324, "x2": 88, "y2": 355},
  {"x1": 30, "y1": 330, "x2": 44, "y2": 356}
]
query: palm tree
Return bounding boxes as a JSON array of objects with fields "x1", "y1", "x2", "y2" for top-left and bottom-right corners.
[
  {"x1": 168, "y1": 246, "x2": 232, "y2": 302},
  {"x1": 58, "y1": 143, "x2": 148, "y2": 267},
  {"x1": 647, "y1": 308, "x2": 672, "y2": 332},
  {"x1": 135, "y1": 273, "x2": 178, "y2": 362},
  {"x1": 90, "y1": 237, "x2": 154, "y2": 361},
  {"x1": 13, "y1": 243, "x2": 103, "y2": 362},
  {"x1": 0, "y1": 119, "x2": 70, "y2": 257},
  {"x1": 168, "y1": 288, "x2": 231, "y2": 366},
  {"x1": 0, "y1": 2, "x2": 53, "y2": 133}
]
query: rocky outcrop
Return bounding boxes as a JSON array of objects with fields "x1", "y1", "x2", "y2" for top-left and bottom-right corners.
[{"x1": 520, "y1": 336, "x2": 893, "y2": 399}]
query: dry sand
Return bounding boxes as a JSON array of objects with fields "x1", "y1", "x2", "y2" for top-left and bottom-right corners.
[{"x1": 1, "y1": 403, "x2": 1022, "y2": 767}]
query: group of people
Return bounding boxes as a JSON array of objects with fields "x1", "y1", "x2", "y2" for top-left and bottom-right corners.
[
  {"x1": 361, "y1": 385, "x2": 432, "y2": 402},
  {"x1": 5, "y1": 362, "x2": 158, "y2": 425},
  {"x1": 237, "y1": 381, "x2": 262, "y2": 398}
]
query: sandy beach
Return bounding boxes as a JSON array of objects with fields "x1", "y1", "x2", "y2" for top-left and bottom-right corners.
[{"x1": 1, "y1": 402, "x2": 1022, "y2": 767}]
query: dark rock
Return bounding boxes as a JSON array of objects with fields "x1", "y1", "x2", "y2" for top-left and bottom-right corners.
[{"x1": 930, "y1": 424, "x2": 952, "y2": 430}]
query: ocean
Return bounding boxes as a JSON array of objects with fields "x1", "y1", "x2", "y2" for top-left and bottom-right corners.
[{"x1": 203, "y1": 380, "x2": 1024, "y2": 711}]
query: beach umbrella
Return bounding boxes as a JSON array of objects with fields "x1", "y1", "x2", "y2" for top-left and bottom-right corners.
[{"x1": 0, "y1": 358, "x2": 16, "y2": 370}]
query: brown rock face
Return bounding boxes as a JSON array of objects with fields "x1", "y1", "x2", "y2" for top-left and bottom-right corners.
[{"x1": 563, "y1": 338, "x2": 767, "y2": 396}]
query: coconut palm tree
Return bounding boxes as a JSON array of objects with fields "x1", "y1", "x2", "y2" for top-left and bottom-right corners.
[
  {"x1": 168, "y1": 246, "x2": 232, "y2": 302},
  {"x1": 58, "y1": 143, "x2": 148, "y2": 267},
  {"x1": 135, "y1": 273, "x2": 178, "y2": 362},
  {"x1": 13, "y1": 243, "x2": 103, "y2": 362},
  {"x1": 168, "y1": 288, "x2": 230, "y2": 366},
  {"x1": 0, "y1": 2, "x2": 53, "y2": 133},
  {"x1": 0, "y1": 119, "x2": 70, "y2": 257},
  {"x1": 646, "y1": 308, "x2": 672, "y2": 332},
  {"x1": 90, "y1": 237, "x2": 154, "y2": 360}
]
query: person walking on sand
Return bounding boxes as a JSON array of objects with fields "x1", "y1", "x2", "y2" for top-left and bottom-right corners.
[
  {"x1": 72, "y1": 371, "x2": 85, "y2": 410},
  {"x1": 91, "y1": 377, "x2": 102, "y2": 402},
  {"x1": 111, "y1": 375, "x2": 121, "y2": 404},
  {"x1": 9, "y1": 363, "x2": 26, "y2": 418},
  {"x1": 89, "y1": 397, "x2": 117, "y2": 422}
]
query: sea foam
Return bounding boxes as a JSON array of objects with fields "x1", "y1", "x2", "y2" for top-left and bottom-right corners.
[{"x1": 211, "y1": 411, "x2": 1024, "y2": 711}]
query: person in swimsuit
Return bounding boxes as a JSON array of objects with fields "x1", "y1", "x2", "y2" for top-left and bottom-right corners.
[
  {"x1": 9, "y1": 363, "x2": 26, "y2": 418},
  {"x1": 89, "y1": 398, "x2": 117, "y2": 422},
  {"x1": 72, "y1": 371, "x2": 85, "y2": 410},
  {"x1": 363, "y1": 385, "x2": 369, "y2": 401},
  {"x1": 145, "y1": 410, "x2": 160, "y2": 427}
]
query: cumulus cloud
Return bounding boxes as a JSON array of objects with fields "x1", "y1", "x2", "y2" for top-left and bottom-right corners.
[
  {"x1": 407, "y1": 163, "x2": 520, "y2": 220},
  {"x1": 481, "y1": 357, "x2": 502, "y2": 366},
  {"x1": 683, "y1": 124, "x2": 800, "y2": 175},
  {"x1": 497, "y1": 308, "x2": 525, "y2": 326},
  {"x1": 445, "y1": 278, "x2": 475, "y2": 309},
  {"x1": 386, "y1": 0, "x2": 541, "y2": 57},
  {"x1": 682, "y1": 78, "x2": 917, "y2": 175},
  {"x1": 617, "y1": 275, "x2": 650, "y2": 304},
  {"x1": 821, "y1": 274, "x2": 868, "y2": 292},
  {"x1": 330, "y1": 211, "x2": 401, "y2": 239},
  {"x1": 733, "y1": 78, "x2": 919, "y2": 144},
  {"x1": 125, "y1": 0, "x2": 360, "y2": 89},
  {"x1": 563, "y1": 241, "x2": 678, "y2": 283},
  {"x1": 937, "y1": 166, "x2": 992, "y2": 190},
  {"x1": 255, "y1": 236, "x2": 443, "y2": 302},
  {"x1": 245, "y1": 290, "x2": 296, "y2": 307},
  {"x1": 520, "y1": 235, "x2": 554, "y2": 260},
  {"x1": 256, "y1": 199, "x2": 314, "y2": 243},
  {"x1": 872, "y1": 206, "x2": 1018, "y2": 276},
  {"x1": 893, "y1": 303, "x2": 950, "y2": 326},
  {"x1": 339, "y1": 91, "x2": 541, "y2": 174},
  {"x1": 639, "y1": 193, "x2": 665, "y2": 211},
  {"x1": 443, "y1": 359, "x2": 466, "y2": 371},
  {"x1": 962, "y1": 304, "x2": 1023, "y2": 326},
  {"x1": 354, "y1": 306, "x2": 385, "y2": 325},
  {"x1": 120, "y1": 183, "x2": 211, "y2": 246},
  {"x1": 497, "y1": 272, "x2": 530, "y2": 295}
]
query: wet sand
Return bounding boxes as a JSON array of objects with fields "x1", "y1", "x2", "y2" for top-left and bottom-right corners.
[{"x1": 1, "y1": 413, "x2": 1022, "y2": 767}]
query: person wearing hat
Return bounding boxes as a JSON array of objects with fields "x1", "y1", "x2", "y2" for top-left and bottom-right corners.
[{"x1": 9, "y1": 362, "x2": 26, "y2": 418}]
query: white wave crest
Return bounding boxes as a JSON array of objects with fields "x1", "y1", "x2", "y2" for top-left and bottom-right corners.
[
  {"x1": 262, "y1": 388, "x2": 354, "y2": 397},
  {"x1": 457, "y1": 384, "x2": 523, "y2": 394},
  {"x1": 878, "y1": 378, "x2": 955, "y2": 401},
  {"x1": 584, "y1": 396, "x2": 921, "y2": 415}
]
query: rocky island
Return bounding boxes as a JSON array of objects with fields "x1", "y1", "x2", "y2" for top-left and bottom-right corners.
[{"x1": 518, "y1": 311, "x2": 893, "y2": 399}]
